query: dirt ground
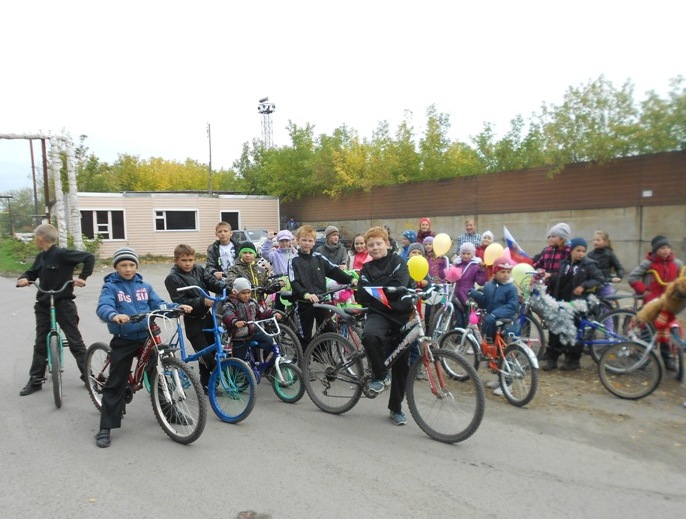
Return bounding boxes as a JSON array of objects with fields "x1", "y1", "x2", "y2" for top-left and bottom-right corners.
[{"x1": 482, "y1": 351, "x2": 686, "y2": 471}]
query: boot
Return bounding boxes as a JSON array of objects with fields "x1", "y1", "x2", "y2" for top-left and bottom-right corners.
[
  {"x1": 542, "y1": 353, "x2": 559, "y2": 371},
  {"x1": 560, "y1": 355, "x2": 580, "y2": 371}
]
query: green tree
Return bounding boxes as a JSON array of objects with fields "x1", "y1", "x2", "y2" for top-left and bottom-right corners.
[{"x1": 418, "y1": 105, "x2": 453, "y2": 180}]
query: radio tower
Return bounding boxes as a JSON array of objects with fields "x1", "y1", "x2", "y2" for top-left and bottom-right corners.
[{"x1": 257, "y1": 97, "x2": 275, "y2": 148}]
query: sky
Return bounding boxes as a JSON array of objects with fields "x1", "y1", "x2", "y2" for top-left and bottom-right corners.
[{"x1": 1, "y1": 0, "x2": 683, "y2": 193}]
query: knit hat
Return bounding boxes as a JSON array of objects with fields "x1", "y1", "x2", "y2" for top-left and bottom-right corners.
[
  {"x1": 238, "y1": 242, "x2": 257, "y2": 256},
  {"x1": 460, "y1": 242, "x2": 476, "y2": 255},
  {"x1": 276, "y1": 230, "x2": 294, "y2": 241},
  {"x1": 492, "y1": 256, "x2": 514, "y2": 273},
  {"x1": 423, "y1": 236, "x2": 434, "y2": 245},
  {"x1": 232, "y1": 277, "x2": 252, "y2": 293},
  {"x1": 548, "y1": 222, "x2": 571, "y2": 240},
  {"x1": 325, "y1": 225, "x2": 339, "y2": 239},
  {"x1": 402, "y1": 230, "x2": 417, "y2": 242},
  {"x1": 482, "y1": 230, "x2": 494, "y2": 240},
  {"x1": 407, "y1": 243, "x2": 425, "y2": 256},
  {"x1": 651, "y1": 235, "x2": 670, "y2": 253},
  {"x1": 569, "y1": 237, "x2": 588, "y2": 251},
  {"x1": 112, "y1": 247, "x2": 139, "y2": 267},
  {"x1": 419, "y1": 217, "x2": 431, "y2": 227}
]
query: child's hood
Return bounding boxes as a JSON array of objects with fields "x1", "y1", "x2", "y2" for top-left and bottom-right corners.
[{"x1": 103, "y1": 271, "x2": 143, "y2": 284}]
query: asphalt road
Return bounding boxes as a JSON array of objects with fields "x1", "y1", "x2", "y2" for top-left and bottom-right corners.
[{"x1": 2, "y1": 264, "x2": 685, "y2": 519}]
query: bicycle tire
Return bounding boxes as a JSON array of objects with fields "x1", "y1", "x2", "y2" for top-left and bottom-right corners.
[
  {"x1": 276, "y1": 323, "x2": 303, "y2": 366},
  {"x1": 49, "y1": 335, "x2": 62, "y2": 409},
  {"x1": 519, "y1": 312, "x2": 546, "y2": 360},
  {"x1": 302, "y1": 332, "x2": 364, "y2": 415},
  {"x1": 406, "y1": 348, "x2": 485, "y2": 444},
  {"x1": 438, "y1": 329, "x2": 480, "y2": 379},
  {"x1": 669, "y1": 329, "x2": 684, "y2": 382},
  {"x1": 150, "y1": 356, "x2": 207, "y2": 443},
  {"x1": 598, "y1": 341, "x2": 662, "y2": 400},
  {"x1": 589, "y1": 309, "x2": 654, "y2": 363},
  {"x1": 208, "y1": 357, "x2": 256, "y2": 423},
  {"x1": 430, "y1": 304, "x2": 454, "y2": 341},
  {"x1": 270, "y1": 362, "x2": 305, "y2": 403},
  {"x1": 85, "y1": 342, "x2": 111, "y2": 411},
  {"x1": 499, "y1": 343, "x2": 538, "y2": 407}
]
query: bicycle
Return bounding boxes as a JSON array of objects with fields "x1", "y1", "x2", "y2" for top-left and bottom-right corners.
[
  {"x1": 253, "y1": 278, "x2": 303, "y2": 364},
  {"x1": 173, "y1": 285, "x2": 258, "y2": 423},
  {"x1": 439, "y1": 300, "x2": 540, "y2": 407},
  {"x1": 426, "y1": 282, "x2": 457, "y2": 341},
  {"x1": 226, "y1": 316, "x2": 305, "y2": 403},
  {"x1": 302, "y1": 285, "x2": 485, "y2": 444},
  {"x1": 28, "y1": 280, "x2": 74, "y2": 408},
  {"x1": 85, "y1": 308, "x2": 207, "y2": 444}
]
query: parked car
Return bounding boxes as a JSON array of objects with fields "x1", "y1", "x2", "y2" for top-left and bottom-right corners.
[{"x1": 234, "y1": 229, "x2": 270, "y2": 251}]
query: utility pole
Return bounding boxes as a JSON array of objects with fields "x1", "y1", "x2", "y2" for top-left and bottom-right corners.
[
  {"x1": 29, "y1": 140, "x2": 40, "y2": 225},
  {"x1": 207, "y1": 123, "x2": 212, "y2": 194},
  {"x1": 0, "y1": 196, "x2": 14, "y2": 237}
]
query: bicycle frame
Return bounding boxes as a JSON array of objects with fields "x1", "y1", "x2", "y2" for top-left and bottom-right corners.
[{"x1": 236, "y1": 316, "x2": 291, "y2": 384}]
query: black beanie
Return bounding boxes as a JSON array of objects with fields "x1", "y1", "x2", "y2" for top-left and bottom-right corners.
[{"x1": 651, "y1": 235, "x2": 670, "y2": 253}]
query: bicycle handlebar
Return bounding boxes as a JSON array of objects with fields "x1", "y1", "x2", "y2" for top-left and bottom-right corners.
[
  {"x1": 24, "y1": 280, "x2": 74, "y2": 294},
  {"x1": 176, "y1": 284, "x2": 227, "y2": 302},
  {"x1": 128, "y1": 307, "x2": 185, "y2": 323},
  {"x1": 244, "y1": 316, "x2": 281, "y2": 337}
]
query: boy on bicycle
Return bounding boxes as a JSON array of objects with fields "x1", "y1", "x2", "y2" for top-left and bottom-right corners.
[
  {"x1": 288, "y1": 225, "x2": 355, "y2": 348},
  {"x1": 165, "y1": 244, "x2": 227, "y2": 391},
  {"x1": 357, "y1": 226, "x2": 414, "y2": 426},
  {"x1": 16, "y1": 223, "x2": 95, "y2": 396},
  {"x1": 95, "y1": 248, "x2": 191, "y2": 448},
  {"x1": 221, "y1": 277, "x2": 280, "y2": 362}
]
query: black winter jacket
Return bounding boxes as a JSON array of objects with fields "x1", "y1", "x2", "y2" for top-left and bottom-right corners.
[
  {"x1": 549, "y1": 256, "x2": 605, "y2": 302},
  {"x1": 165, "y1": 264, "x2": 227, "y2": 319},
  {"x1": 205, "y1": 237, "x2": 240, "y2": 278},
  {"x1": 357, "y1": 254, "x2": 413, "y2": 322},
  {"x1": 288, "y1": 251, "x2": 353, "y2": 300}
]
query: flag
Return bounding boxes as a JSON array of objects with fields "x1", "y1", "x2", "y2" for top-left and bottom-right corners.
[
  {"x1": 503, "y1": 226, "x2": 533, "y2": 265},
  {"x1": 363, "y1": 287, "x2": 392, "y2": 308}
]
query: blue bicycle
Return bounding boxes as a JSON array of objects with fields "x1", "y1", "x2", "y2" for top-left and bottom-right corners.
[
  {"x1": 228, "y1": 316, "x2": 305, "y2": 403},
  {"x1": 174, "y1": 285, "x2": 257, "y2": 423}
]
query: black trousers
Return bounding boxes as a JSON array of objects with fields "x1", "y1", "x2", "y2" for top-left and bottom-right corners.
[
  {"x1": 295, "y1": 302, "x2": 331, "y2": 348},
  {"x1": 100, "y1": 337, "x2": 146, "y2": 430},
  {"x1": 29, "y1": 299, "x2": 87, "y2": 382},
  {"x1": 362, "y1": 312, "x2": 411, "y2": 414},
  {"x1": 183, "y1": 315, "x2": 217, "y2": 387}
]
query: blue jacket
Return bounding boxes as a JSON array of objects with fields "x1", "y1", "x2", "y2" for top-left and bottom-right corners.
[
  {"x1": 469, "y1": 278, "x2": 519, "y2": 321},
  {"x1": 96, "y1": 272, "x2": 168, "y2": 340},
  {"x1": 260, "y1": 240, "x2": 295, "y2": 275}
]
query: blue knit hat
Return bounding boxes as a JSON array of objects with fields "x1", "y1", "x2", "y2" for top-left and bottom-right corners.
[
  {"x1": 402, "y1": 230, "x2": 417, "y2": 242},
  {"x1": 569, "y1": 237, "x2": 587, "y2": 251}
]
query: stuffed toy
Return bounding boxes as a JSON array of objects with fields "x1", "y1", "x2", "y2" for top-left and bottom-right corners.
[{"x1": 637, "y1": 276, "x2": 686, "y2": 323}]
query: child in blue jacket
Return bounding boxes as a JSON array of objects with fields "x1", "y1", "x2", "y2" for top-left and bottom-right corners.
[{"x1": 94, "y1": 248, "x2": 190, "y2": 448}]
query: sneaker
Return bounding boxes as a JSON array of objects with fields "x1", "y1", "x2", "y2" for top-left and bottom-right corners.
[
  {"x1": 95, "y1": 428, "x2": 111, "y2": 448},
  {"x1": 486, "y1": 379, "x2": 500, "y2": 389},
  {"x1": 19, "y1": 379, "x2": 43, "y2": 396},
  {"x1": 415, "y1": 369, "x2": 427, "y2": 381},
  {"x1": 382, "y1": 373, "x2": 391, "y2": 387},
  {"x1": 493, "y1": 386, "x2": 504, "y2": 396},
  {"x1": 368, "y1": 379, "x2": 385, "y2": 393},
  {"x1": 664, "y1": 358, "x2": 676, "y2": 372},
  {"x1": 390, "y1": 411, "x2": 407, "y2": 426}
]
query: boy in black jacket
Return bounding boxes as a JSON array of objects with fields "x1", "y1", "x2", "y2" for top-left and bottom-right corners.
[
  {"x1": 357, "y1": 226, "x2": 414, "y2": 426},
  {"x1": 288, "y1": 224, "x2": 355, "y2": 348},
  {"x1": 544, "y1": 237, "x2": 605, "y2": 371},
  {"x1": 16, "y1": 224, "x2": 95, "y2": 395},
  {"x1": 165, "y1": 244, "x2": 227, "y2": 390}
]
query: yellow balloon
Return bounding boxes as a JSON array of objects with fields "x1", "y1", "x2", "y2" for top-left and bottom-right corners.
[
  {"x1": 512, "y1": 262, "x2": 536, "y2": 288},
  {"x1": 433, "y1": 233, "x2": 452, "y2": 257},
  {"x1": 483, "y1": 243, "x2": 504, "y2": 266},
  {"x1": 407, "y1": 255, "x2": 429, "y2": 282}
]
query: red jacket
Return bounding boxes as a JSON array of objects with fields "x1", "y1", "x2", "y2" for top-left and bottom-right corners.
[{"x1": 628, "y1": 252, "x2": 683, "y2": 303}]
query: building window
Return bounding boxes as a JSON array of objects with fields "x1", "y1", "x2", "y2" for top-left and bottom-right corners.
[
  {"x1": 155, "y1": 210, "x2": 197, "y2": 231},
  {"x1": 80, "y1": 210, "x2": 125, "y2": 240}
]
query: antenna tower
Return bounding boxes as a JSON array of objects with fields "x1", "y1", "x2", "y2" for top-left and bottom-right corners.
[{"x1": 257, "y1": 97, "x2": 275, "y2": 148}]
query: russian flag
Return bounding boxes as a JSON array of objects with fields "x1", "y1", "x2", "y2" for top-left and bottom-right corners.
[
  {"x1": 503, "y1": 226, "x2": 533, "y2": 265},
  {"x1": 364, "y1": 287, "x2": 392, "y2": 308}
]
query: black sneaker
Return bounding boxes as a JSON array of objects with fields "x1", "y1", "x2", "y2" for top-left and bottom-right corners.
[
  {"x1": 19, "y1": 380, "x2": 43, "y2": 396},
  {"x1": 95, "y1": 429, "x2": 111, "y2": 448}
]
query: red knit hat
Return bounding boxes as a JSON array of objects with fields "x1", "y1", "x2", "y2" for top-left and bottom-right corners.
[
  {"x1": 419, "y1": 217, "x2": 431, "y2": 227},
  {"x1": 492, "y1": 256, "x2": 514, "y2": 273}
]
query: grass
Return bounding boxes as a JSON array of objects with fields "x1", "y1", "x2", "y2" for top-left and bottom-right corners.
[{"x1": 0, "y1": 238, "x2": 37, "y2": 276}]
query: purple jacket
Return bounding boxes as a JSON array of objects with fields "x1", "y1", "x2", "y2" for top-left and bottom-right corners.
[{"x1": 454, "y1": 260, "x2": 488, "y2": 305}]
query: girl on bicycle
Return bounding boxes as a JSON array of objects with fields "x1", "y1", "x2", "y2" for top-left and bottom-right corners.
[
  {"x1": 587, "y1": 230, "x2": 624, "y2": 298},
  {"x1": 453, "y1": 242, "x2": 488, "y2": 328}
]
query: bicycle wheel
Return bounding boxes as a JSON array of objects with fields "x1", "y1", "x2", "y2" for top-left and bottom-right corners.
[
  {"x1": 86, "y1": 342, "x2": 111, "y2": 411},
  {"x1": 430, "y1": 305, "x2": 454, "y2": 341},
  {"x1": 590, "y1": 309, "x2": 654, "y2": 363},
  {"x1": 406, "y1": 348, "x2": 485, "y2": 444},
  {"x1": 303, "y1": 332, "x2": 364, "y2": 414},
  {"x1": 49, "y1": 335, "x2": 62, "y2": 409},
  {"x1": 276, "y1": 323, "x2": 303, "y2": 366},
  {"x1": 150, "y1": 356, "x2": 207, "y2": 444},
  {"x1": 270, "y1": 362, "x2": 305, "y2": 403},
  {"x1": 208, "y1": 358, "x2": 256, "y2": 423},
  {"x1": 438, "y1": 329, "x2": 480, "y2": 379},
  {"x1": 519, "y1": 312, "x2": 546, "y2": 360},
  {"x1": 669, "y1": 329, "x2": 684, "y2": 382},
  {"x1": 499, "y1": 343, "x2": 538, "y2": 407},
  {"x1": 598, "y1": 341, "x2": 662, "y2": 400}
]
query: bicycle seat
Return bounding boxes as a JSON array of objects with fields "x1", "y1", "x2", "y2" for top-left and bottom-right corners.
[
  {"x1": 495, "y1": 318, "x2": 513, "y2": 327},
  {"x1": 279, "y1": 291, "x2": 295, "y2": 302},
  {"x1": 343, "y1": 307, "x2": 367, "y2": 318}
]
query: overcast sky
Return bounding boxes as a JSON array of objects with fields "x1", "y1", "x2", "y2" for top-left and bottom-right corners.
[{"x1": 1, "y1": 0, "x2": 683, "y2": 192}]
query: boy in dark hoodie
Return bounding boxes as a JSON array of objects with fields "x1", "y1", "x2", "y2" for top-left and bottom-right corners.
[
  {"x1": 315, "y1": 225, "x2": 347, "y2": 267},
  {"x1": 543, "y1": 237, "x2": 604, "y2": 371},
  {"x1": 165, "y1": 244, "x2": 227, "y2": 390}
]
